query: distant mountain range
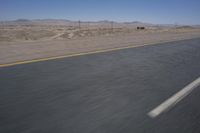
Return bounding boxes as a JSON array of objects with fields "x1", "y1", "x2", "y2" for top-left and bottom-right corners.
[
  {"x1": 0, "y1": 19, "x2": 199, "y2": 28},
  {"x1": 0, "y1": 19, "x2": 156, "y2": 26}
]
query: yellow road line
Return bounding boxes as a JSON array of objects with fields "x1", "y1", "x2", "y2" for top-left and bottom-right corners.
[
  {"x1": 0, "y1": 38, "x2": 191, "y2": 68},
  {"x1": 0, "y1": 44, "x2": 144, "y2": 68}
]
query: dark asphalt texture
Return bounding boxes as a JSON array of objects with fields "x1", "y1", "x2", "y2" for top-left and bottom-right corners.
[{"x1": 0, "y1": 38, "x2": 200, "y2": 133}]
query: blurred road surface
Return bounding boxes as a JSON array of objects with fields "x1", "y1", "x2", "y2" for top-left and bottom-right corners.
[{"x1": 1, "y1": 38, "x2": 200, "y2": 133}]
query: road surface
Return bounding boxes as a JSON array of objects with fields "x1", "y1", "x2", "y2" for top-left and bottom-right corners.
[{"x1": 0, "y1": 38, "x2": 200, "y2": 133}]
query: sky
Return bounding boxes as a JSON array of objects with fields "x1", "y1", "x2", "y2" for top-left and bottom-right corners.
[{"x1": 0, "y1": 0, "x2": 200, "y2": 24}]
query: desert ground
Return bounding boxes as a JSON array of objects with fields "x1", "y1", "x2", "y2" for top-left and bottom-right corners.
[{"x1": 0, "y1": 19, "x2": 200, "y2": 64}]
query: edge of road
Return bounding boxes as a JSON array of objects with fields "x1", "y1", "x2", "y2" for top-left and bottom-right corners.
[{"x1": 0, "y1": 37, "x2": 200, "y2": 68}]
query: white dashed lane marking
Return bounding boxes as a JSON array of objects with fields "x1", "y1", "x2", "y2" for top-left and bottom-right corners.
[{"x1": 148, "y1": 77, "x2": 200, "y2": 118}]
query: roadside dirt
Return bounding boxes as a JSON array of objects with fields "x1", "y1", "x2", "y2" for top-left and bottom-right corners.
[{"x1": 0, "y1": 27, "x2": 200, "y2": 65}]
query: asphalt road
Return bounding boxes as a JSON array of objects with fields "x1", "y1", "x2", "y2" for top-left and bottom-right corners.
[{"x1": 0, "y1": 38, "x2": 200, "y2": 133}]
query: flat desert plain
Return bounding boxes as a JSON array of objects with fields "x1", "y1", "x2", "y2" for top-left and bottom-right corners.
[{"x1": 1, "y1": 20, "x2": 200, "y2": 64}]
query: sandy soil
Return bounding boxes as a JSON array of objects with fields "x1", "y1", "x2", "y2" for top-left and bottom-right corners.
[{"x1": 0, "y1": 24, "x2": 200, "y2": 65}]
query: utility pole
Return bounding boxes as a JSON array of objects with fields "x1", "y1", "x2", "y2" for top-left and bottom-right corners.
[
  {"x1": 111, "y1": 21, "x2": 114, "y2": 32},
  {"x1": 78, "y1": 20, "x2": 81, "y2": 29},
  {"x1": 87, "y1": 21, "x2": 90, "y2": 31}
]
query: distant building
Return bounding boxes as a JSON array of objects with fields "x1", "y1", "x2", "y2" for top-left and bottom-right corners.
[{"x1": 137, "y1": 27, "x2": 145, "y2": 30}]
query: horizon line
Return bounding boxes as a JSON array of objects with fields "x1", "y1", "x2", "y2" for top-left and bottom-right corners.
[{"x1": 0, "y1": 18, "x2": 200, "y2": 26}]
